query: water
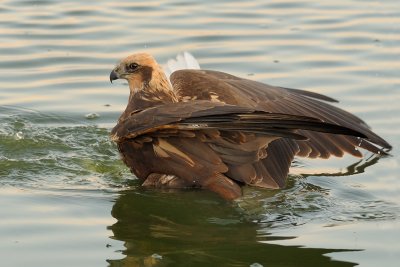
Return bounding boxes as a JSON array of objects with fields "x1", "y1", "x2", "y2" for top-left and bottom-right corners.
[{"x1": 1, "y1": 0, "x2": 399, "y2": 266}]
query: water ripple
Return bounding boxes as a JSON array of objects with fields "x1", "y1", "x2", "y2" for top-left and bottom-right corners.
[{"x1": 0, "y1": 106, "x2": 130, "y2": 191}]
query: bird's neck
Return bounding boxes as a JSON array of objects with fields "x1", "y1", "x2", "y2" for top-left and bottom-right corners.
[{"x1": 121, "y1": 68, "x2": 179, "y2": 121}]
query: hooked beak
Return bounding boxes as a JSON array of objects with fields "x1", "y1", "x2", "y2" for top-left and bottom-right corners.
[{"x1": 109, "y1": 69, "x2": 119, "y2": 83}]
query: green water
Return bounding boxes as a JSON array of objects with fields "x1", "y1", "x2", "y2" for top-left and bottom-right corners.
[{"x1": 1, "y1": 0, "x2": 399, "y2": 266}]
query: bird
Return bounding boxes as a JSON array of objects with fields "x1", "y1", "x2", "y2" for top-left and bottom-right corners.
[{"x1": 109, "y1": 52, "x2": 391, "y2": 200}]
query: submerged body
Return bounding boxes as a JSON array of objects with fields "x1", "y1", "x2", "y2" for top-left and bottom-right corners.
[{"x1": 109, "y1": 53, "x2": 391, "y2": 200}]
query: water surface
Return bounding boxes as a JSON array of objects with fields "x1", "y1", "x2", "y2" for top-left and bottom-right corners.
[{"x1": 1, "y1": 0, "x2": 399, "y2": 266}]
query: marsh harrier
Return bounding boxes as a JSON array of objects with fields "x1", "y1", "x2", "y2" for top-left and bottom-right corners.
[{"x1": 109, "y1": 53, "x2": 391, "y2": 200}]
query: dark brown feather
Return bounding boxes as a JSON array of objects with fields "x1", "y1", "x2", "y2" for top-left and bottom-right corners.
[{"x1": 171, "y1": 69, "x2": 392, "y2": 156}]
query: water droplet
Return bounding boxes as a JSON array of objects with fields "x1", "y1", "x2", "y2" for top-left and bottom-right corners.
[
  {"x1": 358, "y1": 138, "x2": 363, "y2": 147},
  {"x1": 85, "y1": 113, "x2": 100, "y2": 119},
  {"x1": 151, "y1": 253, "x2": 162, "y2": 260},
  {"x1": 14, "y1": 131, "x2": 24, "y2": 140},
  {"x1": 250, "y1": 263, "x2": 263, "y2": 267}
]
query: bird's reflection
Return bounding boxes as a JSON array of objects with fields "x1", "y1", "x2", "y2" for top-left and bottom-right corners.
[
  {"x1": 107, "y1": 187, "x2": 359, "y2": 267},
  {"x1": 296, "y1": 153, "x2": 383, "y2": 178},
  {"x1": 237, "y1": 154, "x2": 388, "y2": 227}
]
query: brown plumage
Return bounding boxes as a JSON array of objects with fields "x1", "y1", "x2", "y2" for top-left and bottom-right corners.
[{"x1": 109, "y1": 53, "x2": 391, "y2": 200}]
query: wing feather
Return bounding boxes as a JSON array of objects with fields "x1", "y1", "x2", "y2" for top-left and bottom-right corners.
[
  {"x1": 170, "y1": 69, "x2": 391, "y2": 159},
  {"x1": 111, "y1": 100, "x2": 366, "y2": 143}
]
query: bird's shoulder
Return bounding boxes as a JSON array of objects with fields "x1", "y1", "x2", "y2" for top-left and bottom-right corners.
[
  {"x1": 170, "y1": 69, "x2": 242, "y2": 105},
  {"x1": 170, "y1": 69, "x2": 339, "y2": 107}
]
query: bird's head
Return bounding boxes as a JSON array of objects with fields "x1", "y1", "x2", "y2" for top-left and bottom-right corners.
[{"x1": 110, "y1": 52, "x2": 167, "y2": 91}]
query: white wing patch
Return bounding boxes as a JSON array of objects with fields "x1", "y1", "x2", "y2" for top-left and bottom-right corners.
[{"x1": 163, "y1": 52, "x2": 201, "y2": 79}]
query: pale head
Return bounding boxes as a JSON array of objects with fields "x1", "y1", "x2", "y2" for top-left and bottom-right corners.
[{"x1": 110, "y1": 52, "x2": 168, "y2": 91}]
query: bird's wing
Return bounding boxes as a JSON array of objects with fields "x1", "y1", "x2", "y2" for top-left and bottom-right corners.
[
  {"x1": 170, "y1": 69, "x2": 392, "y2": 159},
  {"x1": 112, "y1": 100, "x2": 368, "y2": 197},
  {"x1": 111, "y1": 100, "x2": 365, "y2": 142}
]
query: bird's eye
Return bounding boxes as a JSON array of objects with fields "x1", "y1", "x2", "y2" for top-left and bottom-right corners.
[{"x1": 128, "y1": 63, "x2": 139, "y2": 71}]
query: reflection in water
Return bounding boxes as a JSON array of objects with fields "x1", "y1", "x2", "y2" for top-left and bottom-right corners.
[
  {"x1": 293, "y1": 153, "x2": 384, "y2": 178},
  {"x1": 107, "y1": 190, "x2": 357, "y2": 267}
]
